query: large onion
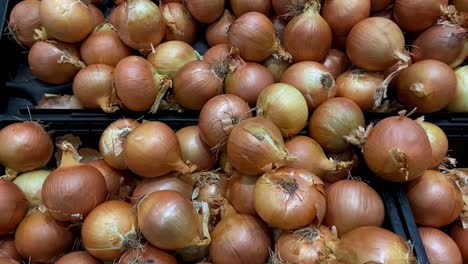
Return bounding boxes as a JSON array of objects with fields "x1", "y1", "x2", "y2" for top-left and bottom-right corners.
[
  {"x1": 55, "y1": 251, "x2": 100, "y2": 264},
  {"x1": 118, "y1": 245, "x2": 177, "y2": 264},
  {"x1": 447, "y1": 66, "x2": 468, "y2": 112},
  {"x1": 419, "y1": 227, "x2": 462, "y2": 264},
  {"x1": 0, "y1": 181, "x2": 27, "y2": 236},
  {"x1": 176, "y1": 126, "x2": 217, "y2": 171},
  {"x1": 8, "y1": 0, "x2": 41, "y2": 48},
  {"x1": 13, "y1": 170, "x2": 50, "y2": 208},
  {"x1": 450, "y1": 222, "x2": 468, "y2": 262},
  {"x1": 393, "y1": 0, "x2": 448, "y2": 32},
  {"x1": 162, "y1": 3, "x2": 198, "y2": 44},
  {"x1": 321, "y1": 49, "x2": 350, "y2": 79},
  {"x1": 420, "y1": 122, "x2": 448, "y2": 169},
  {"x1": 206, "y1": 10, "x2": 236, "y2": 46},
  {"x1": 225, "y1": 172, "x2": 257, "y2": 216},
  {"x1": 322, "y1": 0, "x2": 371, "y2": 37},
  {"x1": 186, "y1": 0, "x2": 225, "y2": 23}
]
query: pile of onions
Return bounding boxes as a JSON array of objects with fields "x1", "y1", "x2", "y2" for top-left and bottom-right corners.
[
  {"x1": 263, "y1": 56, "x2": 290, "y2": 82},
  {"x1": 324, "y1": 180, "x2": 385, "y2": 235},
  {"x1": 118, "y1": 245, "x2": 177, "y2": 264},
  {"x1": 203, "y1": 44, "x2": 230, "y2": 63},
  {"x1": 419, "y1": 227, "x2": 463, "y2": 264},
  {"x1": 42, "y1": 141, "x2": 108, "y2": 222},
  {"x1": 309, "y1": 97, "x2": 365, "y2": 153},
  {"x1": 55, "y1": 251, "x2": 100, "y2": 264},
  {"x1": 113, "y1": 0, "x2": 166, "y2": 53},
  {"x1": 281, "y1": 61, "x2": 336, "y2": 110},
  {"x1": 448, "y1": 66, "x2": 468, "y2": 112},
  {"x1": 230, "y1": 0, "x2": 271, "y2": 17},
  {"x1": 8, "y1": 0, "x2": 41, "y2": 48},
  {"x1": 322, "y1": 0, "x2": 371, "y2": 37},
  {"x1": 419, "y1": 122, "x2": 448, "y2": 168},
  {"x1": 225, "y1": 171, "x2": 257, "y2": 215},
  {"x1": 87, "y1": 160, "x2": 125, "y2": 198},
  {"x1": 335, "y1": 69, "x2": 385, "y2": 111},
  {"x1": 186, "y1": 0, "x2": 225, "y2": 23},
  {"x1": 0, "y1": 236, "x2": 22, "y2": 261},
  {"x1": 80, "y1": 23, "x2": 132, "y2": 67},
  {"x1": 162, "y1": 3, "x2": 198, "y2": 44},
  {"x1": 363, "y1": 113, "x2": 432, "y2": 182},
  {"x1": 15, "y1": 210, "x2": 74, "y2": 263},
  {"x1": 0, "y1": 121, "x2": 53, "y2": 179},
  {"x1": 321, "y1": 49, "x2": 350, "y2": 79},
  {"x1": 406, "y1": 170, "x2": 463, "y2": 227},
  {"x1": 254, "y1": 167, "x2": 326, "y2": 229},
  {"x1": 124, "y1": 121, "x2": 196, "y2": 178},
  {"x1": 397, "y1": 60, "x2": 457, "y2": 113},
  {"x1": 225, "y1": 57, "x2": 275, "y2": 106},
  {"x1": 206, "y1": 10, "x2": 236, "y2": 46},
  {"x1": 283, "y1": 1, "x2": 332, "y2": 62},
  {"x1": 13, "y1": 170, "x2": 50, "y2": 208},
  {"x1": 147, "y1": 41, "x2": 199, "y2": 80},
  {"x1": 176, "y1": 126, "x2": 217, "y2": 171},
  {"x1": 227, "y1": 117, "x2": 295, "y2": 175},
  {"x1": 73, "y1": 64, "x2": 118, "y2": 113},
  {"x1": 256, "y1": 83, "x2": 308, "y2": 137},
  {"x1": 0, "y1": 180, "x2": 27, "y2": 235},
  {"x1": 82, "y1": 200, "x2": 138, "y2": 261},
  {"x1": 228, "y1": 12, "x2": 291, "y2": 62},
  {"x1": 114, "y1": 56, "x2": 171, "y2": 113},
  {"x1": 99, "y1": 119, "x2": 140, "y2": 170},
  {"x1": 199, "y1": 94, "x2": 251, "y2": 151},
  {"x1": 173, "y1": 60, "x2": 227, "y2": 110},
  {"x1": 28, "y1": 41, "x2": 84, "y2": 84},
  {"x1": 393, "y1": 0, "x2": 447, "y2": 32},
  {"x1": 450, "y1": 222, "x2": 468, "y2": 262}
]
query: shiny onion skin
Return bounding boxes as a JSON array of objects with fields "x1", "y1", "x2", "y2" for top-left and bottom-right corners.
[
  {"x1": 118, "y1": 245, "x2": 177, "y2": 264},
  {"x1": 186, "y1": 0, "x2": 225, "y2": 23},
  {"x1": 263, "y1": 56, "x2": 290, "y2": 82},
  {"x1": 206, "y1": 10, "x2": 236, "y2": 46},
  {"x1": 393, "y1": 0, "x2": 448, "y2": 32},
  {"x1": 87, "y1": 160, "x2": 124, "y2": 197},
  {"x1": 0, "y1": 236, "x2": 22, "y2": 262},
  {"x1": 448, "y1": 66, "x2": 468, "y2": 112},
  {"x1": 225, "y1": 172, "x2": 257, "y2": 216},
  {"x1": 281, "y1": 61, "x2": 336, "y2": 110},
  {"x1": 162, "y1": 3, "x2": 198, "y2": 44},
  {"x1": 324, "y1": 180, "x2": 385, "y2": 235},
  {"x1": 407, "y1": 170, "x2": 463, "y2": 227},
  {"x1": 254, "y1": 168, "x2": 326, "y2": 229},
  {"x1": 227, "y1": 117, "x2": 294, "y2": 175},
  {"x1": 15, "y1": 210, "x2": 74, "y2": 263},
  {"x1": 363, "y1": 115, "x2": 432, "y2": 182},
  {"x1": 370, "y1": 0, "x2": 393, "y2": 11},
  {"x1": 130, "y1": 172, "x2": 193, "y2": 204},
  {"x1": 397, "y1": 60, "x2": 457, "y2": 113},
  {"x1": 176, "y1": 126, "x2": 217, "y2": 171},
  {"x1": 0, "y1": 181, "x2": 27, "y2": 236},
  {"x1": 420, "y1": 122, "x2": 448, "y2": 169},
  {"x1": 124, "y1": 121, "x2": 196, "y2": 178},
  {"x1": 419, "y1": 227, "x2": 462, "y2": 264},
  {"x1": 322, "y1": 0, "x2": 371, "y2": 37},
  {"x1": 309, "y1": 97, "x2": 365, "y2": 153},
  {"x1": 8, "y1": 0, "x2": 41, "y2": 48},
  {"x1": 321, "y1": 49, "x2": 350, "y2": 79},
  {"x1": 450, "y1": 222, "x2": 468, "y2": 262},
  {"x1": 203, "y1": 44, "x2": 230, "y2": 63},
  {"x1": 55, "y1": 251, "x2": 101, "y2": 264},
  {"x1": 230, "y1": 0, "x2": 271, "y2": 17},
  {"x1": 80, "y1": 23, "x2": 132, "y2": 67}
]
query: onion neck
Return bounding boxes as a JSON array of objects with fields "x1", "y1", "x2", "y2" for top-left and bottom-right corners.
[
  {"x1": 33, "y1": 27, "x2": 49, "y2": 41},
  {"x1": 170, "y1": 158, "x2": 198, "y2": 175},
  {"x1": 97, "y1": 97, "x2": 119, "y2": 113},
  {"x1": 57, "y1": 50, "x2": 86, "y2": 69},
  {"x1": 344, "y1": 124, "x2": 374, "y2": 149},
  {"x1": 273, "y1": 38, "x2": 292, "y2": 63},
  {"x1": 389, "y1": 148, "x2": 409, "y2": 181},
  {"x1": 409, "y1": 82, "x2": 430, "y2": 98},
  {"x1": 59, "y1": 141, "x2": 82, "y2": 168},
  {"x1": 149, "y1": 73, "x2": 172, "y2": 114},
  {"x1": 163, "y1": 6, "x2": 184, "y2": 36},
  {"x1": 373, "y1": 59, "x2": 409, "y2": 109}
]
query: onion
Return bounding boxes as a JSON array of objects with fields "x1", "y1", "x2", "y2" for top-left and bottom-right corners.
[
  {"x1": 407, "y1": 170, "x2": 463, "y2": 227},
  {"x1": 393, "y1": 0, "x2": 448, "y2": 32},
  {"x1": 89, "y1": 4, "x2": 105, "y2": 28},
  {"x1": 15, "y1": 210, "x2": 74, "y2": 263},
  {"x1": 420, "y1": 122, "x2": 448, "y2": 169},
  {"x1": 186, "y1": 0, "x2": 225, "y2": 23},
  {"x1": 324, "y1": 149, "x2": 359, "y2": 183},
  {"x1": 363, "y1": 113, "x2": 432, "y2": 182},
  {"x1": 450, "y1": 222, "x2": 468, "y2": 262},
  {"x1": 0, "y1": 236, "x2": 21, "y2": 262},
  {"x1": 162, "y1": 3, "x2": 198, "y2": 44},
  {"x1": 331, "y1": 226, "x2": 414, "y2": 263},
  {"x1": 272, "y1": 0, "x2": 307, "y2": 18},
  {"x1": 271, "y1": 15, "x2": 287, "y2": 39},
  {"x1": 228, "y1": 12, "x2": 291, "y2": 62},
  {"x1": 335, "y1": 69, "x2": 385, "y2": 111},
  {"x1": 281, "y1": 61, "x2": 336, "y2": 110},
  {"x1": 448, "y1": 66, "x2": 468, "y2": 112},
  {"x1": 0, "y1": 121, "x2": 53, "y2": 180},
  {"x1": 147, "y1": 41, "x2": 199, "y2": 80},
  {"x1": 206, "y1": 10, "x2": 236, "y2": 47},
  {"x1": 225, "y1": 172, "x2": 257, "y2": 216},
  {"x1": 397, "y1": 59, "x2": 457, "y2": 113},
  {"x1": 124, "y1": 121, "x2": 196, "y2": 178},
  {"x1": 283, "y1": 1, "x2": 332, "y2": 62},
  {"x1": 0, "y1": 181, "x2": 27, "y2": 236},
  {"x1": 419, "y1": 227, "x2": 462, "y2": 264},
  {"x1": 173, "y1": 60, "x2": 227, "y2": 110},
  {"x1": 82, "y1": 200, "x2": 138, "y2": 261},
  {"x1": 324, "y1": 180, "x2": 385, "y2": 235},
  {"x1": 203, "y1": 44, "x2": 230, "y2": 63},
  {"x1": 227, "y1": 117, "x2": 295, "y2": 175},
  {"x1": 256, "y1": 83, "x2": 309, "y2": 137},
  {"x1": 13, "y1": 170, "x2": 50, "y2": 208},
  {"x1": 80, "y1": 23, "x2": 132, "y2": 67},
  {"x1": 225, "y1": 57, "x2": 275, "y2": 106},
  {"x1": 263, "y1": 56, "x2": 290, "y2": 82},
  {"x1": 193, "y1": 172, "x2": 228, "y2": 204},
  {"x1": 55, "y1": 251, "x2": 100, "y2": 264},
  {"x1": 285, "y1": 136, "x2": 354, "y2": 179},
  {"x1": 371, "y1": 0, "x2": 393, "y2": 11},
  {"x1": 452, "y1": 0, "x2": 468, "y2": 12},
  {"x1": 113, "y1": 0, "x2": 165, "y2": 53},
  {"x1": 73, "y1": 64, "x2": 119, "y2": 113},
  {"x1": 230, "y1": 0, "x2": 271, "y2": 17},
  {"x1": 114, "y1": 56, "x2": 171, "y2": 113},
  {"x1": 309, "y1": 97, "x2": 365, "y2": 153},
  {"x1": 322, "y1": 0, "x2": 371, "y2": 37},
  {"x1": 8, "y1": 0, "x2": 41, "y2": 48},
  {"x1": 87, "y1": 160, "x2": 124, "y2": 198},
  {"x1": 28, "y1": 41, "x2": 84, "y2": 84},
  {"x1": 42, "y1": 141, "x2": 108, "y2": 222},
  {"x1": 36, "y1": 94, "x2": 84, "y2": 110},
  {"x1": 118, "y1": 245, "x2": 177, "y2": 264},
  {"x1": 321, "y1": 49, "x2": 350, "y2": 79},
  {"x1": 0, "y1": 258, "x2": 19, "y2": 264},
  {"x1": 176, "y1": 126, "x2": 217, "y2": 171}
]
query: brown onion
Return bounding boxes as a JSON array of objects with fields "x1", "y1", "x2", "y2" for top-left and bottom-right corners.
[
  {"x1": 324, "y1": 149, "x2": 359, "y2": 183},
  {"x1": 393, "y1": 0, "x2": 448, "y2": 32},
  {"x1": 371, "y1": 0, "x2": 393, "y2": 11},
  {"x1": 419, "y1": 227, "x2": 462, "y2": 264},
  {"x1": 88, "y1": 4, "x2": 105, "y2": 29},
  {"x1": 124, "y1": 121, "x2": 196, "y2": 178},
  {"x1": 321, "y1": 49, "x2": 350, "y2": 79},
  {"x1": 225, "y1": 172, "x2": 257, "y2": 216},
  {"x1": 8, "y1": 0, "x2": 41, "y2": 48},
  {"x1": 13, "y1": 170, "x2": 50, "y2": 208},
  {"x1": 281, "y1": 61, "x2": 336, "y2": 110},
  {"x1": 0, "y1": 181, "x2": 27, "y2": 236},
  {"x1": 118, "y1": 245, "x2": 177, "y2": 264},
  {"x1": 28, "y1": 41, "x2": 84, "y2": 84},
  {"x1": 448, "y1": 66, "x2": 468, "y2": 112},
  {"x1": 227, "y1": 117, "x2": 294, "y2": 175},
  {"x1": 272, "y1": 0, "x2": 307, "y2": 18},
  {"x1": 87, "y1": 160, "x2": 124, "y2": 198},
  {"x1": 0, "y1": 236, "x2": 22, "y2": 262},
  {"x1": 450, "y1": 222, "x2": 468, "y2": 262},
  {"x1": 203, "y1": 44, "x2": 230, "y2": 63},
  {"x1": 263, "y1": 56, "x2": 290, "y2": 82},
  {"x1": 186, "y1": 0, "x2": 225, "y2": 23},
  {"x1": 407, "y1": 170, "x2": 463, "y2": 227},
  {"x1": 420, "y1": 122, "x2": 448, "y2": 168},
  {"x1": 55, "y1": 251, "x2": 100, "y2": 264},
  {"x1": 15, "y1": 210, "x2": 74, "y2": 263},
  {"x1": 397, "y1": 59, "x2": 457, "y2": 113},
  {"x1": 230, "y1": 0, "x2": 271, "y2": 17},
  {"x1": 206, "y1": 10, "x2": 236, "y2": 47},
  {"x1": 162, "y1": 3, "x2": 198, "y2": 44},
  {"x1": 322, "y1": 0, "x2": 371, "y2": 37},
  {"x1": 193, "y1": 172, "x2": 228, "y2": 214},
  {"x1": 176, "y1": 126, "x2": 217, "y2": 171},
  {"x1": 130, "y1": 172, "x2": 193, "y2": 204}
]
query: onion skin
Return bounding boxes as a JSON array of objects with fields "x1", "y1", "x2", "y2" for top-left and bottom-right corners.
[
  {"x1": 263, "y1": 56, "x2": 290, "y2": 82},
  {"x1": 393, "y1": 0, "x2": 448, "y2": 32},
  {"x1": 87, "y1": 160, "x2": 124, "y2": 197},
  {"x1": 176, "y1": 126, "x2": 217, "y2": 171},
  {"x1": 321, "y1": 49, "x2": 350, "y2": 79},
  {"x1": 147, "y1": 41, "x2": 198, "y2": 80},
  {"x1": 118, "y1": 245, "x2": 177, "y2": 264},
  {"x1": 272, "y1": 0, "x2": 307, "y2": 17},
  {"x1": 55, "y1": 251, "x2": 101, "y2": 264},
  {"x1": 0, "y1": 236, "x2": 22, "y2": 262},
  {"x1": 230, "y1": 0, "x2": 271, "y2": 17},
  {"x1": 397, "y1": 59, "x2": 457, "y2": 113},
  {"x1": 450, "y1": 222, "x2": 468, "y2": 262},
  {"x1": 407, "y1": 170, "x2": 463, "y2": 227},
  {"x1": 324, "y1": 149, "x2": 359, "y2": 183},
  {"x1": 203, "y1": 44, "x2": 230, "y2": 63},
  {"x1": 452, "y1": 0, "x2": 468, "y2": 12},
  {"x1": 162, "y1": 3, "x2": 198, "y2": 44},
  {"x1": 322, "y1": 0, "x2": 371, "y2": 37},
  {"x1": 225, "y1": 172, "x2": 257, "y2": 216},
  {"x1": 0, "y1": 181, "x2": 27, "y2": 236},
  {"x1": 13, "y1": 170, "x2": 50, "y2": 208},
  {"x1": 420, "y1": 227, "x2": 463, "y2": 264},
  {"x1": 130, "y1": 173, "x2": 193, "y2": 204},
  {"x1": 420, "y1": 122, "x2": 448, "y2": 169},
  {"x1": 371, "y1": 0, "x2": 393, "y2": 11},
  {"x1": 447, "y1": 66, "x2": 468, "y2": 112},
  {"x1": 186, "y1": 0, "x2": 225, "y2": 23},
  {"x1": 206, "y1": 10, "x2": 236, "y2": 46},
  {"x1": 8, "y1": 0, "x2": 41, "y2": 48}
]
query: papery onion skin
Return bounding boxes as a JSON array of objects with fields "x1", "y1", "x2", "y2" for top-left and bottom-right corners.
[
  {"x1": 419, "y1": 227, "x2": 462, "y2": 264},
  {"x1": 118, "y1": 245, "x2": 177, "y2": 264},
  {"x1": 406, "y1": 170, "x2": 463, "y2": 227},
  {"x1": 263, "y1": 56, "x2": 290, "y2": 82},
  {"x1": 322, "y1": 0, "x2": 371, "y2": 37},
  {"x1": 0, "y1": 181, "x2": 27, "y2": 236},
  {"x1": 130, "y1": 173, "x2": 193, "y2": 204},
  {"x1": 420, "y1": 122, "x2": 448, "y2": 169},
  {"x1": 230, "y1": 0, "x2": 271, "y2": 17},
  {"x1": 450, "y1": 222, "x2": 468, "y2": 262},
  {"x1": 55, "y1": 251, "x2": 101, "y2": 264},
  {"x1": 370, "y1": 0, "x2": 393, "y2": 11},
  {"x1": 206, "y1": 10, "x2": 236, "y2": 47},
  {"x1": 324, "y1": 180, "x2": 385, "y2": 235},
  {"x1": 8, "y1": 0, "x2": 41, "y2": 48},
  {"x1": 147, "y1": 41, "x2": 198, "y2": 80},
  {"x1": 447, "y1": 66, "x2": 468, "y2": 112},
  {"x1": 225, "y1": 172, "x2": 257, "y2": 216},
  {"x1": 393, "y1": 0, "x2": 448, "y2": 33},
  {"x1": 13, "y1": 170, "x2": 50, "y2": 208},
  {"x1": 321, "y1": 49, "x2": 350, "y2": 79},
  {"x1": 0, "y1": 236, "x2": 22, "y2": 262},
  {"x1": 162, "y1": 3, "x2": 198, "y2": 44},
  {"x1": 186, "y1": 0, "x2": 225, "y2": 23},
  {"x1": 203, "y1": 44, "x2": 230, "y2": 63},
  {"x1": 176, "y1": 126, "x2": 217, "y2": 171},
  {"x1": 87, "y1": 160, "x2": 124, "y2": 197}
]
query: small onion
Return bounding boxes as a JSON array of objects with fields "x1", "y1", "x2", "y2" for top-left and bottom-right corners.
[
  {"x1": 203, "y1": 44, "x2": 230, "y2": 63},
  {"x1": 13, "y1": 170, "x2": 50, "y2": 208},
  {"x1": 448, "y1": 66, "x2": 468, "y2": 112},
  {"x1": 0, "y1": 181, "x2": 27, "y2": 236},
  {"x1": 206, "y1": 10, "x2": 236, "y2": 46},
  {"x1": 0, "y1": 236, "x2": 22, "y2": 262},
  {"x1": 176, "y1": 126, "x2": 217, "y2": 171},
  {"x1": 186, "y1": 0, "x2": 225, "y2": 23},
  {"x1": 225, "y1": 172, "x2": 257, "y2": 216},
  {"x1": 118, "y1": 245, "x2": 177, "y2": 264},
  {"x1": 263, "y1": 56, "x2": 290, "y2": 82},
  {"x1": 87, "y1": 160, "x2": 125, "y2": 198},
  {"x1": 393, "y1": 0, "x2": 448, "y2": 32},
  {"x1": 370, "y1": 0, "x2": 393, "y2": 11},
  {"x1": 230, "y1": 0, "x2": 271, "y2": 17},
  {"x1": 8, "y1": 0, "x2": 41, "y2": 48},
  {"x1": 55, "y1": 251, "x2": 100, "y2": 264},
  {"x1": 321, "y1": 49, "x2": 350, "y2": 79},
  {"x1": 322, "y1": 0, "x2": 371, "y2": 37},
  {"x1": 162, "y1": 3, "x2": 198, "y2": 44},
  {"x1": 419, "y1": 227, "x2": 462, "y2": 264},
  {"x1": 420, "y1": 122, "x2": 448, "y2": 169},
  {"x1": 281, "y1": 61, "x2": 336, "y2": 110},
  {"x1": 450, "y1": 222, "x2": 468, "y2": 262}
]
